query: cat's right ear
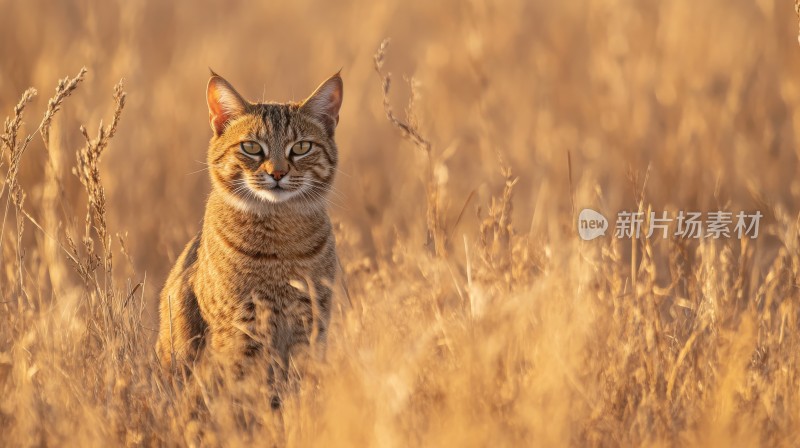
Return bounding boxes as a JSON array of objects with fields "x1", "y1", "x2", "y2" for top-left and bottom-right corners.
[
  {"x1": 207, "y1": 75, "x2": 247, "y2": 136},
  {"x1": 301, "y1": 72, "x2": 343, "y2": 137}
]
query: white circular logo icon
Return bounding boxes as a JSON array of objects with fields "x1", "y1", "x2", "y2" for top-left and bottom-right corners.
[{"x1": 578, "y1": 208, "x2": 608, "y2": 240}]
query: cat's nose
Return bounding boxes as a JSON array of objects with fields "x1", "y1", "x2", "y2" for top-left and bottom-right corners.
[{"x1": 269, "y1": 169, "x2": 287, "y2": 181}]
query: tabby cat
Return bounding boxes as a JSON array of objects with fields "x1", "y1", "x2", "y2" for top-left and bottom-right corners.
[{"x1": 156, "y1": 71, "x2": 342, "y2": 396}]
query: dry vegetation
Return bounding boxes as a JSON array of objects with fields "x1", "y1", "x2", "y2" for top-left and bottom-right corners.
[{"x1": 1, "y1": 0, "x2": 800, "y2": 446}]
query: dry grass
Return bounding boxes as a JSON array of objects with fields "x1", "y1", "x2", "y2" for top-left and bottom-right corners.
[{"x1": 1, "y1": 0, "x2": 800, "y2": 446}]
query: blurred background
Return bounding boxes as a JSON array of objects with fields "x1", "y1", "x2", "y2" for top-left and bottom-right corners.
[
  {"x1": 2, "y1": 0, "x2": 797, "y2": 291},
  {"x1": 3, "y1": 1, "x2": 800, "y2": 445}
]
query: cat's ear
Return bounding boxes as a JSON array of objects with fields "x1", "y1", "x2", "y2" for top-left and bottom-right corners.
[
  {"x1": 207, "y1": 74, "x2": 248, "y2": 136},
  {"x1": 301, "y1": 72, "x2": 343, "y2": 136}
]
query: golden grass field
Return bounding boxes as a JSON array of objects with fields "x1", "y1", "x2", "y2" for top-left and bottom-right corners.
[{"x1": 2, "y1": 0, "x2": 800, "y2": 446}]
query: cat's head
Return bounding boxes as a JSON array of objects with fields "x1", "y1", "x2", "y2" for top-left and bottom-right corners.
[{"x1": 205, "y1": 71, "x2": 342, "y2": 212}]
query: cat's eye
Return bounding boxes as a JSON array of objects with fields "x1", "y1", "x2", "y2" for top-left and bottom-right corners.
[
  {"x1": 291, "y1": 141, "x2": 313, "y2": 156},
  {"x1": 240, "y1": 141, "x2": 262, "y2": 156}
]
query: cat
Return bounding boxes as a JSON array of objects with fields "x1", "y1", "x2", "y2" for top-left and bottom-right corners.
[{"x1": 156, "y1": 70, "x2": 342, "y2": 403}]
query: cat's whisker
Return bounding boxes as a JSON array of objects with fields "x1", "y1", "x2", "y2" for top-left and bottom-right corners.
[
  {"x1": 190, "y1": 159, "x2": 232, "y2": 176},
  {"x1": 315, "y1": 186, "x2": 345, "y2": 200},
  {"x1": 230, "y1": 184, "x2": 257, "y2": 201},
  {"x1": 307, "y1": 185, "x2": 345, "y2": 205},
  {"x1": 302, "y1": 177, "x2": 346, "y2": 198},
  {"x1": 229, "y1": 179, "x2": 252, "y2": 188},
  {"x1": 185, "y1": 167, "x2": 210, "y2": 176},
  {"x1": 311, "y1": 192, "x2": 341, "y2": 209},
  {"x1": 296, "y1": 183, "x2": 326, "y2": 208},
  {"x1": 187, "y1": 160, "x2": 227, "y2": 176},
  {"x1": 301, "y1": 187, "x2": 336, "y2": 212},
  {"x1": 297, "y1": 189, "x2": 317, "y2": 213},
  {"x1": 301, "y1": 181, "x2": 347, "y2": 211},
  {"x1": 334, "y1": 167, "x2": 352, "y2": 178},
  {"x1": 302, "y1": 178, "x2": 340, "y2": 191},
  {"x1": 309, "y1": 187, "x2": 346, "y2": 204}
]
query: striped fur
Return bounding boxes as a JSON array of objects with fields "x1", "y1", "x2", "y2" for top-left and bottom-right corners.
[{"x1": 157, "y1": 73, "x2": 342, "y2": 389}]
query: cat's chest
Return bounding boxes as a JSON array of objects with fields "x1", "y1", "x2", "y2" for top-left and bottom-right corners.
[
  {"x1": 202, "y1": 236, "x2": 328, "y2": 278},
  {"x1": 197, "y1": 224, "x2": 333, "y2": 294},
  {"x1": 194, "y1": 248, "x2": 318, "y2": 318}
]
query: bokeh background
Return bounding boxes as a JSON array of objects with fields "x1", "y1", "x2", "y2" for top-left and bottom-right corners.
[
  {"x1": 3, "y1": 0, "x2": 795, "y2": 285},
  {"x1": 2, "y1": 1, "x2": 797, "y2": 271},
  {"x1": 2, "y1": 0, "x2": 800, "y2": 446}
]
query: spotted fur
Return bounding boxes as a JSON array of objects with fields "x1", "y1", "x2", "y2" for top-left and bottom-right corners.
[{"x1": 157, "y1": 72, "x2": 343, "y2": 388}]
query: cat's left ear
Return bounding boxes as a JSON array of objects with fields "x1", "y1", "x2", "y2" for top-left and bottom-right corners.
[
  {"x1": 301, "y1": 72, "x2": 343, "y2": 136},
  {"x1": 207, "y1": 74, "x2": 248, "y2": 137}
]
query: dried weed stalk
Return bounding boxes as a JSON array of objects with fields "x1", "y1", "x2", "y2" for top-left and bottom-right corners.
[
  {"x1": 72, "y1": 79, "x2": 126, "y2": 315},
  {"x1": 373, "y1": 38, "x2": 447, "y2": 255}
]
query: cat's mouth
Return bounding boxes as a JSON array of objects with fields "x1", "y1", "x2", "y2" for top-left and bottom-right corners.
[
  {"x1": 245, "y1": 180, "x2": 303, "y2": 204},
  {"x1": 261, "y1": 181, "x2": 295, "y2": 194}
]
